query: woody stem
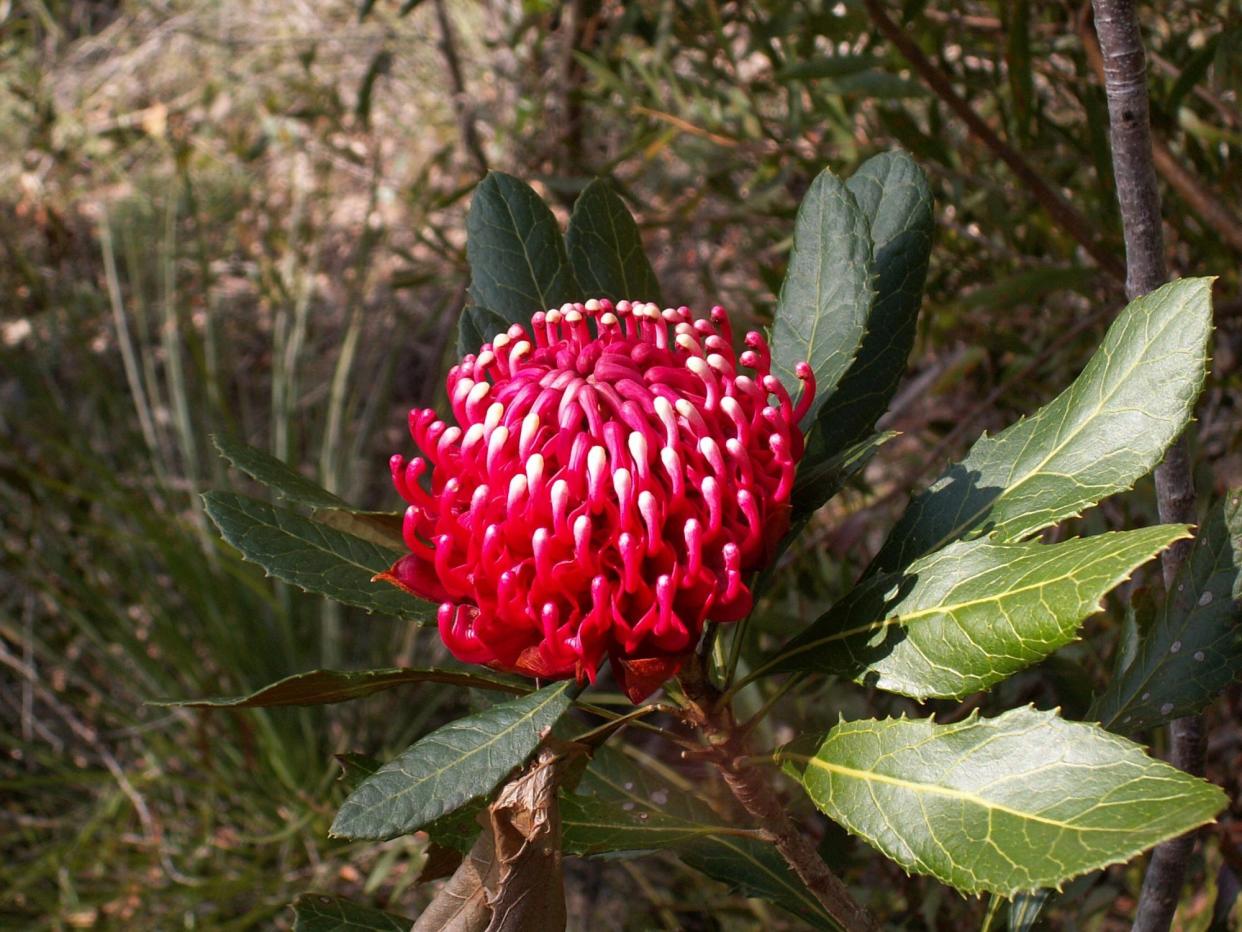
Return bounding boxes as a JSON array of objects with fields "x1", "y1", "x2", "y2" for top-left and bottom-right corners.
[{"x1": 677, "y1": 655, "x2": 878, "y2": 932}]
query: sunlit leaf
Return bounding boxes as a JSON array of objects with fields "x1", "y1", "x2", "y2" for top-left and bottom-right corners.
[
  {"x1": 790, "y1": 707, "x2": 1226, "y2": 895},
  {"x1": 870, "y1": 277, "x2": 1214, "y2": 574},
  {"x1": 766, "y1": 526, "x2": 1188, "y2": 699}
]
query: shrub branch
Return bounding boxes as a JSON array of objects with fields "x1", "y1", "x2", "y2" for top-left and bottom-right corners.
[{"x1": 1089, "y1": 3, "x2": 1205, "y2": 930}]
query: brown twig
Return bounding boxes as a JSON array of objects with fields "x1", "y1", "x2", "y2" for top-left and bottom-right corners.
[
  {"x1": 678, "y1": 656, "x2": 879, "y2": 932},
  {"x1": 433, "y1": 0, "x2": 488, "y2": 176},
  {"x1": 862, "y1": 0, "x2": 1126, "y2": 283},
  {"x1": 1088, "y1": 3, "x2": 1205, "y2": 930}
]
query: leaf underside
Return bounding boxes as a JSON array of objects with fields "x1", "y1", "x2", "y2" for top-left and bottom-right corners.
[
  {"x1": 565, "y1": 746, "x2": 837, "y2": 929},
  {"x1": 290, "y1": 893, "x2": 410, "y2": 932},
  {"x1": 157, "y1": 665, "x2": 528, "y2": 708}
]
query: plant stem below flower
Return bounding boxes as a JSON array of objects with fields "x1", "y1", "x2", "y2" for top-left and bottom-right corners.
[{"x1": 677, "y1": 655, "x2": 878, "y2": 932}]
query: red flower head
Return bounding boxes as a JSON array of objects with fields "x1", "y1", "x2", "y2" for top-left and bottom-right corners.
[{"x1": 382, "y1": 300, "x2": 814, "y2": 701}]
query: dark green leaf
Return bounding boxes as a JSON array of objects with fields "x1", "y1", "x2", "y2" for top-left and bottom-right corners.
[
  {"x1": 1166, "y1": 30, "x2": 1229, "y2": 115},
  {"x1": 212, "y1": 434, "x2": 348, "y2": 510},
  {"x1": 565, "y1": 179, "x2": 662, "y2": 304},
  {"x1": 676, "y1": 836, "x2": 839, "y2": 930},
  {"x1": 562, "y1": 747, "x2": 753, "y2": 857},
  {"x1": 203, "y1": 492, "x2": 434, "y2": 622},
  {"x1": 820, "y1": 71, "x2": 928, "y2": 99},
  {"x1": 290, "y1": 893, "x2": 410, "y2": 932},
  {"x1": 560, "y1": 794, "x2": 736, "y2": 856},
  {"x1": 956, "y1": 266, "x2": 1095, "y2": 310},
  {"x1": 1092, "y1": 492, "x2": 1242, "y2": 732},
  {"x1": 330, "y1": 682, "x2": 574, "y2": 840},
  {"x1": 791, "y1": 706, "x2": 1226, "y2": 896},
  {"x1": 791, "y1": 431, "x2": 895, "y2": 523},
  {"x1": 457, "y1": 304, "x2": 512, "y2": 358},
  {"x1": 1007, "y1": 890, "x2": 1051, "y2": 932},
  {"x1": 813, "y1": 149, "x2": 933, "y2": 460},
  {"x1": 870, "y1": 277, "x2": 1214, "y2": 574},
  {"x1": 776, "y1": 55, "x2": 880, "y2": 81},
  {"x1": 567, "y1": 747, "x2": 836, "y2": 929},
  {"x1": 1006, "y1": 0, "x2": 1033, "y2": 138},
  {"x1": 422, "y1": 804, "x2": 487, "y2": 854},
  {"x1": 770, "y1": 167, "x2": 874, "y2": 424},
  {"x1": 765, "y1": 526, "x2": 1187, "y2": 698},
  {"x1": 466, "y1": 171, "x2": 577, "y2": 326},
  {"x1": 156, "y1": 666, "x2": 528, "y2": 708},
  {"x1": 313, "y1": 510, "x2": 405, "y2": 551}
]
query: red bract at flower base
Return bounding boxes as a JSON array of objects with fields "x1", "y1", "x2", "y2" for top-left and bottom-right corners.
[{"x1": 380, "y1": 299, "x2": 814, "y2": 702}]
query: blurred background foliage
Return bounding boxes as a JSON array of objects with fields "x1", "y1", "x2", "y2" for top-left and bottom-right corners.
[{"x1": 1, "y1": 0, "x2": 1240, "y2": 928}]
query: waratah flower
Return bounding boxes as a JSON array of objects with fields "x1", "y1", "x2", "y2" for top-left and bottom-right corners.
[{"x1": 381, "y1": 299, "x2": 813, "y2": 701}]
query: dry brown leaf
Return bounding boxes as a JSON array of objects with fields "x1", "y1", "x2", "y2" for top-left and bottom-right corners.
[{"x1": 411, "y1": 748, "x2": 570, "y2": 932}]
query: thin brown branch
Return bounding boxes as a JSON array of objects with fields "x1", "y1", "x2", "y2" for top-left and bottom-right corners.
[
  {"x1": 678, "y1": 657, "x2": 879, "y2": 932},
  {"x1": 861, "y1": 0, "x2": 1126, "y2": 282},
  {"x1": 433, "y1": 0, "x2": 488, "y2": 176},
  {"x1": 1088, "y1": 3, "x2": 1205, "y2": 931}
]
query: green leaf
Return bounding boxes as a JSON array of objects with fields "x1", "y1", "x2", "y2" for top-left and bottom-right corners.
[
  {"x1": 790, "y1": 430, "x2": 895, "y2": 526},
  {"x1": 290, "y1": 893, "x2": 411, "y2": 931},
  {"x1": 1006, "y1": 0, "x2": 1033, "y2": 139},
  {"x1": 203, "y1": 492, "x2": 434, "y2": 622},
  {"x1": 777, "y1": 55, "x2": 881, "y2": 81},
  {"x1": 566, "y1": 747, "x2": 836, "y2": 929},
  {"x1": 466, "y1": 171, "x2": 577, "y2": 326},
  {"x1": 676, "y1": 836, "x2": 838, "y2": 931},
  {"x1": 156, "y1": 666, "x2": 528, "y2": 708},
  {"x1": 870, "y1": 277, "x2": 1214, "y2": 574},
  {"x1": 565, "y1": 179, "x2": 662, "y2": 304},
  {"x1": 212, "y1": 434, "x2": 348, "y2": 510},
  {"x1": 1007, "y1": 890, "x2": 1051, "y2": 932},
  {"x1": 1166, "y1": 29, "x2": 1230, "y2": 115},
  {"x1": 1092, "y1": 492, "x2": 1242, "y2": 732},
  {"x1": 765, "y1": 526, "x2": 1187, "y2": 699},
  {"x1": 330, "y1": 681, "x2": 574, "y2": 840},
  {"x1": 813, "y1": 148, "x2": 933, "y2": 460},
  {"x1": 770, "y1": 167, "x2": 874, "y2": 424},
  {"x1": 313, "y1": 509, "x2": 405, "y2": 551},
  {"x1": 791, "y1": 706, "x2": 1226, "y2": 896},
  {"x1": 457, "y1": 304, "x2": 512, "y2": 358},
  {"x1": 560, "y1": 793, "x2": 735, "y2": 856},
  {"x1": 562, "y1": 748, "x2": 750, "y2": 857}
]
